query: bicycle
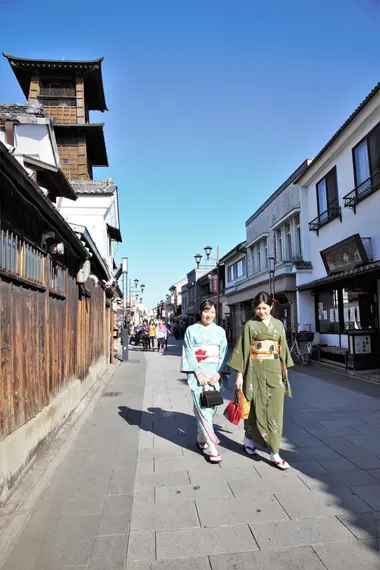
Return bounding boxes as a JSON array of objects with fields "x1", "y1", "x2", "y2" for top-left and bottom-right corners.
[{"x1": 290, "y1": 328, "x2": 314, "y2": 365}]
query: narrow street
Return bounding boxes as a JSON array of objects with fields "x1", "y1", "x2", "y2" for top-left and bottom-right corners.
[{"x1": 1, "y1": 338, "x2": 380, "y2": 570}]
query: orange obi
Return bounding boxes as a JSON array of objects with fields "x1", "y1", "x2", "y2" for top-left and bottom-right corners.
[{"x1": 251, "y1": 340, "x2": 280, "y2": 360}]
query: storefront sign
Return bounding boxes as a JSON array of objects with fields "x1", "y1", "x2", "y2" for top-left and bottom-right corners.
[{"x1": 320, "y1": 234, "x2": 369, "y2": 274}]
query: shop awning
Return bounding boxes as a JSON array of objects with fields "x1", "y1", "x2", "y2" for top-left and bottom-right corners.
[
  {"x1": 107, "y1": 224, "x2": 122, "y2": 243},
  {"x1": 298, "y1": 260, "x2": 380, "y2": 291},
  {"x1": 23, "y1": 155, "x2": 77, "y2": 201}
]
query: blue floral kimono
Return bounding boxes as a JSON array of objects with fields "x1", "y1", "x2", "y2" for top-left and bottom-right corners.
[{"x1": 181, "y1": 322, "x2": 228, "y2": 447}]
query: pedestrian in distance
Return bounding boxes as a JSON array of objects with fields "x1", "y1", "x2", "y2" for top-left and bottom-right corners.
[
  {"x1": 156, "y1": 319, "x2": 167, "y2": 353},
  {"x1": 180, "y1": 299, "x2": 228, "y2": 463},
  {"x1": 141, "y1": 319, "x2": 150, "y2": 351},
  {"x1": 149, "y1": 319, "x2": 156, "y2": 351},
  {"x1": 228, "y1": 291, "x2": 294, "y2": 470},
  {"x1": 173, "y1": 322, "x2": 179, "y2": 340},
  {"x1": 165, "y1": 321, "x2": 170, "y2": 350}
]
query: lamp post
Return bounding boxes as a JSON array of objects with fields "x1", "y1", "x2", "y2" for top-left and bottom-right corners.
[
  {"x1": 121, "y1": 257, "x2": 129, "y2": 362},
  {"x1": 194, "y1": 245, "x2": 221, "y2": 325}
]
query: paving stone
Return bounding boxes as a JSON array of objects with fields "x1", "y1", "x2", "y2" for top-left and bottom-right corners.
[
  {"x1": 209, "y1": 545, "x2": 325, "y2": 569},
  {"x1": 275, "y1": 488, "x2": 374, "y2": 519},
  {"x1": 98, "y1": 494, "x2": 133, "y2": 535},
  {"x1": 286, "y1": 435, "x2": 325, "y2": 447},
  {"x1": 37, "y1": 513, "x2": 101, "y2": 567},
  {"x1": 126, "y1": 557, "x2": 211, "y2": 570},
  {"x1": 287, "y1": 446, "x2": 343, "y2": 461},
  {"x1": 134, "y1": 470, "x2": 190, "y2": 491},
  {"x1": 338, "y1": 512, "x2": 380, "y2": 539},
  {"x1": 130, "y1": 501, "x2": 200, "y2": 531},
  {"x1": 367, "y1": 469, "x2": 380, "y2": 481},
  {"x1": 138, "y1": 446, "x2": 185, "y2": 459},
  {"x1": 316, "y1": 458, "x2": 361, "y2": 473},
  {"x1": 157, "y1": 523, "x2": 256, "y2": 559},
  {"x1": 155, "y1": 481, "x2": 233, "y2": 502},
  {"x1": 229, "y1": 474, "x2": 309, "y2": 497},
  {"x1": 196, "y1": 495, "x2": 288, "y2": 527},
  {"x1": 349, "y1": 456, "x2": 380, "y2": 469},
  {"x1": 88, "y1": 534, "x2": 128, "y2": 569},
  {"x1": 154, "y1": 455, "x2": 205, "y2": 472},
  {"x1": 59, "y1": 480, "x2": 108, "y2": 515},
  {"x1": 133, "y1": 486, "x2": 155, "y2": 504},
  {"x1": 349, "y1": 484, "x2": 380, "y2": 511},
  {"x1": 188, "y1": 466, "x2": 261, "y2": 484},
  {"x1": 127, "y1": 531, "x2": 156, "y2": 562},
  {"x1": 312, "y1": 539, "x2": 380, "y2": 569},
  {"x1": 250, "y1": 515, "x2": 354, "y2": 549},
  {"x1": 108, "y1": 466, "x2": 136, "y2": 495},
  {"x1": 298, "y1": 470, "x2": 379, "y2": 490},
  {"x1": 136, "y1": 458, "x2": 155, "y2": 474},
  {"x1": 138, "y1": 431, "x2": 154, "y2": 449},
  {"x1": 305, "y1": 426, "x2": 363, "y2": 438}
]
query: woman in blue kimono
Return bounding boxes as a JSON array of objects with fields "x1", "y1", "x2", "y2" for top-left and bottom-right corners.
[{"x1": 181, "y1": 300, "x2": 228, "y2": 463}]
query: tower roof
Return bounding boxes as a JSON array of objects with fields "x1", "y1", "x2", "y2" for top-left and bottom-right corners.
[
  {"x1": 3, "y1": 53, "x2": 108, "y2": 112},
  {"x1": 54, "y1": 123, "x2": 108, "y2": 167}
]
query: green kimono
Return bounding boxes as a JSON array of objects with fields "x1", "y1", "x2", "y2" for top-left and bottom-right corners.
[{"x1": 228, "y1": 316, "x2": 293, "y2": 454}]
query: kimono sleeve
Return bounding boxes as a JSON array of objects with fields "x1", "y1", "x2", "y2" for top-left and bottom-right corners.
[
  {"x1": 228, "y1": 322, "x2": 251, "y2": 375},
  {"x1": 217, "y1": 328, "x2": 228, "y2": 374},
  {"x1": 180, "y1": 327, "x2": 200, "y2": 373},
  {"x1": 279, "y1": 323, "x2": 293, "y2": 397}
]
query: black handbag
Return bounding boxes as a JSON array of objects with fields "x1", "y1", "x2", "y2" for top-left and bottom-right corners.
[{"x1": 200, "y1": 388, "x2": 223, "y2": 408}]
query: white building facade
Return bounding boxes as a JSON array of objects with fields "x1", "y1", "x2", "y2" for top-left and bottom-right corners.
[
  {"x1": 296, "y1": 82, "x2": 380, "y2": 370},
  {"x1": 60, "y1": 179, "x2": 122, "y2": 276}
]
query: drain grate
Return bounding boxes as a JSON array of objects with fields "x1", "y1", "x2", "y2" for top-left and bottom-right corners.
[{"x1": 102, "y1": 391, "x2": 122, "y2": 397}]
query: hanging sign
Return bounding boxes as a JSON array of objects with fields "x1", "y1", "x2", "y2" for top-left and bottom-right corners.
[{"x1": 320, "y1": 234, "x2": 369, "y2": 274}]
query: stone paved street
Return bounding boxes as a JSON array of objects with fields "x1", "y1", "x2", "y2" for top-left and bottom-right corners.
[{"x1": 1, "y1": 338, "x2": 380, "y2": 569}]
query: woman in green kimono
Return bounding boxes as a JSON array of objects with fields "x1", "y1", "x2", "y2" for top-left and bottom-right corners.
[{"x1": 228, "y1": 292, "x2": 293, "y2": 470}]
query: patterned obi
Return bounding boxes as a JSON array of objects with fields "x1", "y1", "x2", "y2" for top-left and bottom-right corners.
[
  {"x1": 251, "y1": 340, "x2": 280, "y2": 360},
  {"x1": 194, "y1": 344, "x2": 220, "y2": 363}
]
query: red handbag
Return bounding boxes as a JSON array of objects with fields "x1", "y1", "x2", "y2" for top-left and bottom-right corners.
[{"x1": 223, "y1": 390, "x2": 242, "y2": 425}]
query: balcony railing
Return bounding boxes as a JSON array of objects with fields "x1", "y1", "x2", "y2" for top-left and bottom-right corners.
[
  {"x1": 308, "y1": 202, "x2": 342, "y2": 235},
  {"x1": 343, "y1": 167, "x2": 380, "y2": 213}
]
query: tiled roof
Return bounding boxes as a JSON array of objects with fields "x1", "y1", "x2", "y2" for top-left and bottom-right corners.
[
  {"x1": 0, "y1": 103, "x2": 44, "y2": 119},
  {"x1": 70, "y1": 179, "x2": 117, "y2": 195}
]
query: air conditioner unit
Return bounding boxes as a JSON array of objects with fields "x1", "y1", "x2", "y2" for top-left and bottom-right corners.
[{"x1": 77, "y1": 260, "x2": 91, "y2": 283}]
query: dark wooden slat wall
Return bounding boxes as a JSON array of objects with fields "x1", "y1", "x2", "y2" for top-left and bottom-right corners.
[{"x1": 0, "y1": 264, "x2": 110, "y2": 440}]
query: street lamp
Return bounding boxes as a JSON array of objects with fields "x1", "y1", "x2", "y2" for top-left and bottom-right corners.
[
  {"x1": 134, "y1": 279, "x2": 139, "y2": 288},
  {"x1": 121, "y1": 257, "x2": 129, "y2": 362},
  {"x1": 141, "y1": 284, "x2": 145, "y2": 293},
  {"x1": 194, "y1": 253, "x2": 202, "y2": 268},
  {"x1": 194, "y1": 245, "x2": 221, "y2": 325}
]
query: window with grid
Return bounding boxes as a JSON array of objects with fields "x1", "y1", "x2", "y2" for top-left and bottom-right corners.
[
  {"x1": 295, "y1": 214, "x2": 302, "y2": 258},
  {"x1": 285, "y1": 223, "x2": 292, "y2": 260},
  {"x1": 276, "y1": 229, "x2": 283, "y2": 263}
]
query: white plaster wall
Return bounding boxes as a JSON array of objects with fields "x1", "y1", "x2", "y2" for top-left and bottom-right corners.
[
  {"x1": 246, "y1": 182, "x2": 301, "y2": 250},
  {"x1": 225, "y1": 251, "x2": 247, "y2": 288},
  {"x1": 60, "y1": 195, "x2": 112, "y2": 261},
  {"x1": 301, "y1": 98, "x2": 380, "y2": 281},
  {"x1": 14, "y1": 124, "x2": 56, "y2": 165}
]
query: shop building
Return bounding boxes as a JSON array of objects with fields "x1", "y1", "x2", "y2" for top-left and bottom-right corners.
[
  {"x1": 223, "y1": 160, "x2": 310, "y2": 344},
  {"x1": 296, "y1": 81, "x2": 380, "y2": 370}
]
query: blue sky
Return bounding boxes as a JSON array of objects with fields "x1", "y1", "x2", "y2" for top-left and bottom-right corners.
[{"x1": 1, "y1": 0, "x2": 379, "y2": 307}]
